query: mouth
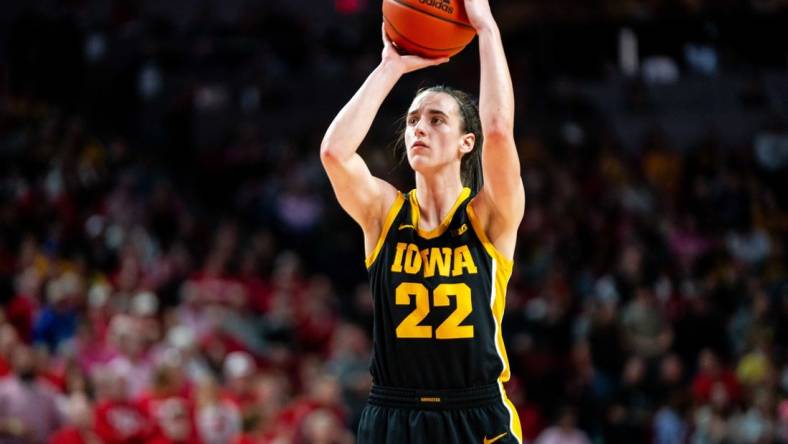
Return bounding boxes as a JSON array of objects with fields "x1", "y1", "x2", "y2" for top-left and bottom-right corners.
[{"x1": 411, "y1": 141, "x2": 429, "y2": 150}]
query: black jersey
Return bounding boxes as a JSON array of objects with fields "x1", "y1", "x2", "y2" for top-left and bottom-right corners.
[{"x1": 365, "y1": 187, "x2": 514, "y2": 390}]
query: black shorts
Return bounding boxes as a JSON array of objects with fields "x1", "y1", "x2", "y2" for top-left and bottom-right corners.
[{"x1": 357, "y1": 383, "x2": 523, "y2": 444}]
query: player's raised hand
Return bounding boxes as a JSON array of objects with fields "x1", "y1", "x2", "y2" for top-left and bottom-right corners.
[{"x1": 380, "y1": 23, "x2": 449, "y2": 74}]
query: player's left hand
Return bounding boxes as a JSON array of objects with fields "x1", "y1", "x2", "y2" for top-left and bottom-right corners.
[{"x1": 463, "y1": 0, "x2": 496, "y2": 32}]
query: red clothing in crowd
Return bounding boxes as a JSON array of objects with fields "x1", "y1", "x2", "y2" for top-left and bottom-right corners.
[
  {"x1": 692, "y1": 370, "x2": 742, "y2": 404},
  {"x1": 136, "y1": 392, "x2": 198, "y2": 444},
  {"x1": 519, "y1": 405, "x2": 546, "y2": 441},
  {"x1": 231, "y1": 433, "x2": 281, "y2": 444},
  {"x1": 243, "y1": 276, "x2": 272, "y2": 314},
  {"x1": 144, "y1": 433, "x2": 201, "y2": 444},
  {"x1": 94, "y1": 399, "x2": 151, "y2": 444},
  {"x1": 40, "y1": 367, "x2": 68, "y2": 393},
  {"x1": 0, "y1": 357, "x2": 10, "y2": 378},
  {"x1": 231, "y1": 436, "x2": 256, "y2": 444},
  {"x1": 294, "y1": 308, "x2": 337, "y2": 354},
  {"x1": 275, "y1": 398, "x2": 345, "y2": 434},
  {"x1": 7, "y1": 294, "x2": 36, "y2": 342},
  {"x1": 49, "y1": 427, "x2": 103, "y2": 444},
  {"x1": 221, "y1": 389, "x2": 257, "y2": 413}
]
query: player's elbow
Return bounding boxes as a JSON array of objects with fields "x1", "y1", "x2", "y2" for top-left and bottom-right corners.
[
  {"x1": 483, "y1": 119, "x2": 514, "y2": 143},
  {"x1": 484, "y1": 132, "x2": 514, "y2": 148},
  {"x1": 319, "y1": 142, "x2": 341, "y2": 167}
]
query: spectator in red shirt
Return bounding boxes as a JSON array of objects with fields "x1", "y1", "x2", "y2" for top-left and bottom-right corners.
[
  {"x1": 93, "y1": 365, "x2": 151, "y2": 444},
  {"x1": 144, "y1": 398, "x2": 199, "y2": 444},
  {"x1": 691, "y1": 348, "x2": 742, "y2": 405},
  {"x1": 137, "y1": 356, "x2": 196, "y2": 444}
]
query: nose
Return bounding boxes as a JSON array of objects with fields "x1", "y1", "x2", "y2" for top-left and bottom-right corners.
[{"x1": 413, "y1": 117, "x2": 428, "y2": 137}]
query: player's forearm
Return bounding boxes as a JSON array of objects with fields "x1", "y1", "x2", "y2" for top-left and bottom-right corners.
[
  {"x1": 477, "y1": 22, "x2": 523, "y2": 221},
  {"x1": 320, "y1": 62, "x2": 402, "y2": 162},
  {"x1": 477, "y1": 25, "x2": 515, "y2": 139}
]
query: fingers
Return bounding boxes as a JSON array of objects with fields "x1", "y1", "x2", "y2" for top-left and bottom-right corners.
[
  {"x1": 407, "y1": 55, "x2": 450, "y2": 66},
  {"x1": 381, "y1": 22, "x2": 393, "y2": 47},
  {"x1": 423, "y1": 58, "x2": 450, "y2": 68},
  {"x1": 401, "y1": 56, "x2": 450, "y2": 73},
  {"x1": 380, "y1": 20, "x2": 450, "y2": 71}
]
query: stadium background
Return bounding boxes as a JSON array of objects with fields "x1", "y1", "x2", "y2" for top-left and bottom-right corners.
[{"x1": 1, "y1": 0, "x2": 788, "y2": 443}]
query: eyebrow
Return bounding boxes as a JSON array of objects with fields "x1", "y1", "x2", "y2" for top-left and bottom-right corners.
[{"x1": 407, "y1": 109, "x2": 450, "y2": 118}]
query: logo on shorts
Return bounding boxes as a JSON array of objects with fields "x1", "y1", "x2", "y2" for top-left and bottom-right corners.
[
  {"x1": 483, "y1": 432, "x2": 508, "y2": 444},
  {"x1": 418, "y1": 0, "x2": 453, "y2": 14}
]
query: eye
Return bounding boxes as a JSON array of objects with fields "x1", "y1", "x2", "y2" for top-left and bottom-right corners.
[
  {"x1": 407, "y1": 117, "x2": 418, "y2": 126},
  {"x1": 431, "y1": 117, "x2": 444, "y2": 125}
]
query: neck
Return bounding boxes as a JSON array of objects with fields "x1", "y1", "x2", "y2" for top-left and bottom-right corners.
[{"x1": 414, "y1": 170, "x2": 465, "y2": 231}]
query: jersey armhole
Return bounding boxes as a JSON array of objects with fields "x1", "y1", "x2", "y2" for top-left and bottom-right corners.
[
  {"x1": 466, "y1": 202, "x2": 515, "y2": 274},
  {"x1": 365, "y1": 192, "x2": 405, "y2": 269}
]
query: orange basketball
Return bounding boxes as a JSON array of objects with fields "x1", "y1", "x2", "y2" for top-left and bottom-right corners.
[{"x1": 382, "y1": 0, "x2": 476, "y2": 59}]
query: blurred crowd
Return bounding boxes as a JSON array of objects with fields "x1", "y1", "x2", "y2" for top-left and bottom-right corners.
[
  {"x1": 0, "y1": 106, "x2": 368, "y2": 444},
  {"x1": 1, "y1": 1, "x2": 788, "y2": 444}
]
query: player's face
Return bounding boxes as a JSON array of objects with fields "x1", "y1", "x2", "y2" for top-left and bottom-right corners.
[{"x1": 404, "y1": 92, "x2": 474, "y2": 175}]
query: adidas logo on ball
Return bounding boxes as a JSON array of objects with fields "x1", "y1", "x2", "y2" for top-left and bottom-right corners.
[{"x1": 418, "y1": 0, "x2": 453, "y2": 14}]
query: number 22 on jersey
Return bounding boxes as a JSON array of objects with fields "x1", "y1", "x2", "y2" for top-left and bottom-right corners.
[{"x1": 395, "y1": 282, "x2": 474, "y2": 339}]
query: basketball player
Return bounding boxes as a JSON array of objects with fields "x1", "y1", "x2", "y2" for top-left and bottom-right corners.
[{"x1": 320, "y1": 0, "x2": 524, "y2": 442}]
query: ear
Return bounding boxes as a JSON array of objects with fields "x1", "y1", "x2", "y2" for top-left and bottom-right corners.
[{"x1": 459, "y1": 132, "x2": 475, "y2": 155}]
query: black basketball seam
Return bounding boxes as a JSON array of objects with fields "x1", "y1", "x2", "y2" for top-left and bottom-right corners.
[
  {"x1": 384, "y1": 15, "x2": 470, "y2": 53},
  {"x1": 388, "y1": 0, "x2": 476, "y2": 30}
]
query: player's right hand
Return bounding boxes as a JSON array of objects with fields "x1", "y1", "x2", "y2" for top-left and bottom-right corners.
[{"x1": 381, "y1": 23, "x2": 449, "y2": 74}]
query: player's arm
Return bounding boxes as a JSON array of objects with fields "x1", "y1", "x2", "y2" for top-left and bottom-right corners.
[
  {"x1": 465, "y1": 0, "x2": 524, "y2": 258},
  {"x1": 320, "y1": 26, "x2": 448, "y2": 236}
]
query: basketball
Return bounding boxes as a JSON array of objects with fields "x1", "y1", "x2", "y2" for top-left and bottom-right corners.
[{"x1": 382, "y1": 0, "x2": 476, "y2": 59}]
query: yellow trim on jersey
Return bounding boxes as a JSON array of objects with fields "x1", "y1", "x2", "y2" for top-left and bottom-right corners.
[
  {"x1": 493, "y1": 262, "x2": 520, "y2": 442},
  {"x1": 489, "y1": 258, "x2": 522, "y2": 443},
  {"x1": 471, "y1": 200, "x2": 521, "y2": 442},
  {"x1": 365, "y1": 192, "x2": 405, "y2": 269},
  {"x1": 498, "y1": 380, "x2": 524, "y2": 443},
  {"x1": 490, "y1": 259, "x2": 513, "y2": 382},
  {"x1": 409, "y1": 187, "x2": 471, "y2": 239},
  {"x1": 465, "y1": 203, "x2": 515, "y2": 272}
]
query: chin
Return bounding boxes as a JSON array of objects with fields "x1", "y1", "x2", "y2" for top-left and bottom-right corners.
[{"x1": 407, "y1": 156, "x2": 431, "y2": 173}]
